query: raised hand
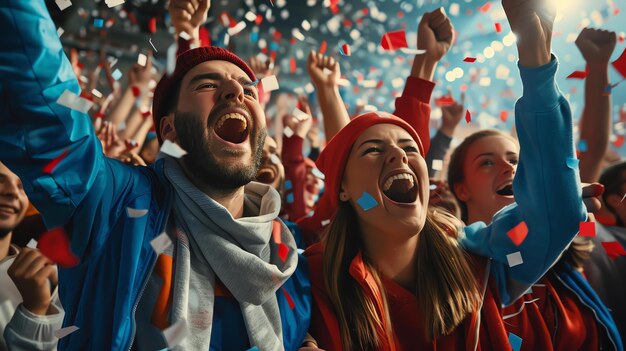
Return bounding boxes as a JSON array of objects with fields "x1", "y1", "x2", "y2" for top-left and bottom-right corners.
[
  {"x1": 249, "y1": 55, "x2": 277, "y2": 80},
  {"x1": 168, "y1": 0, "x2": 210, "y2": 36},
  {"x1": 575, "y1": 28, "x2": 617, "y2": 65},
  {"x1": 128, "y1": 51, "x2": 154, "y2": 89},
  {"x1": 7, "y1": 248, "x2": 58, "y2": 315},
  {"x1": 418, "y1": 7, "x2": 455, "y2": 63},
  {"x1": 502, "y1": 0, "x2": 555, "y2": 66},
  {"x1": 284, "y1": 96, "x2": 314, "y2": 139},
  {"x1": 307, "y1": 51, "x2": 341, "y2": 88},
  {"x1": 440, "y1": 89, "x2": 465, "y2": 137}
]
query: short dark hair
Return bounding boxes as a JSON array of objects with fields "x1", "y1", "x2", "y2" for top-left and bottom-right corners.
[{"x1": 599, "y1": 161, "x2": 626, "y2": 215}]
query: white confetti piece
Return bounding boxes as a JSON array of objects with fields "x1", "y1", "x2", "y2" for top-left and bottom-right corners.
[
  {"x1": 178, "y1": 31, "x2": 191, "y2": 41},
  {"x1": 399, "y1": 48, "x2": 427, "y2": 55},
  {"x1": 321, "y1": 219, "x2": 331, "y2": 226},
  {"x1": 245, "y1": 11, "x2": 257, "y2": 22},
  {"x1": 27, "y1": 239, "x2": 38, "y2": 249},
  {"x1": 137, "y1": 53, "x2": 147, "y2": 67},
  {"x1": 149, "y1": 38, "x2": 157, "y2": 52},
  {"x1": 112, "y1": 69, "x2": 122, "y2": 81},
  {"x1": 163, "y1": 319, "x2": 189, "y2": 348},
  {"x1": 506, "y1": 251, "x2": 523, "y2": 267},
  {"x1": 261, "y1": 75, "x2": 279, "y2": 92},
  {"x1": 105, "y1": 0, "x2": 125, "y2": 8},
  {"x1": 55, "y1": 0, "x2": 72, "y2": 11},
  {"x1": 227, "y1": 21, "x2": 247, "y2": 36},
  {"x1": 160, "y1": 140, "x2": 188, "y2": 158},
  {"x1": 292, "y1": 108, "x2": 309, "y2": 121},
  {"x1": 56, "y1": 90, "x2": 94, "y2": 113},
  {"x1": 270, "y1": 154, "x2": 281, "y2": 165},
  {"x1": 54, "y1": 325, "x2": 79, "y2": 339},
  {"x1": 311, "y1": 168, "x2": 325, "y2": 179},
  {"x1": 126, "y1": 207, "x2": 148, "y2": 218},
  {"x1": 91, "y1": 89, "x2": 103, "y2": 99},
  {"x1": 57, "y1": 27, "x2": 65, "y2": 37},
  {"x1": 431, "y1": 159, "x2": 443, "y2": 172},
  {"x1": 150, "y1": 232, "x2": 173, "y2": 254},
  {"x1": 283, "y1": 126, "x2": 294, "y2": 138}
]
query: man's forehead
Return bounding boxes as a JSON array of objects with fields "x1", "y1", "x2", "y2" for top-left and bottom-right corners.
[{"x1": 182, "y1": 60, "x2": 251, "y2": 84}]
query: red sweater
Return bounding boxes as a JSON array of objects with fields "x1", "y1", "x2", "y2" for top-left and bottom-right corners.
[{"x1": 305, "y1": 243, "x2": 513, "y2": 351}]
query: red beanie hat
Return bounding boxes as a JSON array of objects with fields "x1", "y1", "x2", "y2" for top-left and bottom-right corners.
[
  {"x1": 152, "y1": 46, "x2": 256, "y2": 143},
  {"x1": 297, "y1": 112, "x2": 424, "y2": 243}
]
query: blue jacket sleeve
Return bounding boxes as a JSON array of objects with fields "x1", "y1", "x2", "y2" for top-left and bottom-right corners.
[{"x1": 460, "y1": 56, "x2": 587, "y2": 306}]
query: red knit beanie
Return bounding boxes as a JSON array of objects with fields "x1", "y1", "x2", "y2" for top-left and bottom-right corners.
[
  {"x1": 152, "y1": 46, "x2": 256, "y2": 143},
  {"x1": 297, "y1": 112, "x2": 424, "y2": 243}
]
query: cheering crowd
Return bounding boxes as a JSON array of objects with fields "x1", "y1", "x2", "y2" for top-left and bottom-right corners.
[{"x1": 1, "y1": 0, "x2": 625, "y2": 350}]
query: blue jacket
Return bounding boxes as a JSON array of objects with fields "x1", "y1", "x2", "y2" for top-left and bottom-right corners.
[{"x1": 0, "y1": 1, "x2": 311, "y2": 350}]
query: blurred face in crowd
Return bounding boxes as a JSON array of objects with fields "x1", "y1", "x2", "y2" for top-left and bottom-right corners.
[
  {"x1": 341, "y1": 124, "x2": 429, "y2": 239},
  {"x1": 256, "y1": 136, "x2": 285, "y2": 190},
  {"x1": 454, "y1": 135, "x2": 519, "y2": 224},
  {"x1": 163, "y1": 60, "x2": 267, "y2": 191},
  {"x1": 0, "y1": 163, "x2": 29, "y2": 238}
]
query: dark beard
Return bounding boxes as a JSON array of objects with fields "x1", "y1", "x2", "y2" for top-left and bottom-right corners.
[{"x1": 174, "y1": 109, "x2": 266, "y2": 191}]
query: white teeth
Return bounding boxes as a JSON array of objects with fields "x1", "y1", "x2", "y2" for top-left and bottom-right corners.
[
  {"x1": 382, "y1": 173, "x2": 415, "y2": 191},
  {"x1": 216, "y1": 113, "x2": 247, "y2": 131}
]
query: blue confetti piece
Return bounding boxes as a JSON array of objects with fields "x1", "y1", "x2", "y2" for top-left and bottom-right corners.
[
  {"x1": 577, "y1": 139, "x2": 588, "y2": 152},
  {"x1": 94, "y1": 18, "x2": 104, "y2": 28},
  {"x1": 287, "y1": 193, "x2": 294, "y2": 204},
  {"x1": 244, "y1": 79, "x2": 260, "y2": 87},
  {"x1": 566, "y1": 157, "x2": 579, "y2": 170},
  {"x1": 270, "y1": 42, "x2": 280, "y2": 51},
  {"x1": 604, "y1": 84, "x2": 612, "y2": 95},
  {"x1": 250, "y1": 31, "x2": 259, "y2": 43},
  {"x1": 247, "y1": 347, "x2": 260, "y2": 351},
  {"x1": 112, "y1": 68, "x2": 122, "y2": 81},
  {"x1": 357, "y1": 192, "x2": 378, "y2": 211},
  {"x1": 285, "y1": 180, "x2": 293, "y2": 190},
  {"x1": 508, "y1": 332, "x2": 522, "y2": 351}
]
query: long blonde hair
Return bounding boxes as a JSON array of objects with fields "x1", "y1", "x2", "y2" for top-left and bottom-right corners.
[{"x1": 322, "y1": 201, "x2": 482, "y2": 348}]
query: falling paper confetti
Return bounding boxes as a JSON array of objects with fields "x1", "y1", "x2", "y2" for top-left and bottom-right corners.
[
  {"x1": 56, "y1": 90, "x2": 94, "y2": 113},
  {"x1": 270, "y1": 154, "x2": 281, "y2": 165},
  {"x1": 150, "y1": 232, "x2": 173, "y2": 254},
  {"x1": 321, "y1": 219, "x2": 331, "y2": 226},
  {"x1": 507, "y1": 221, "x2": 528, "y2": 246},
  {"x1": 578, "y1": 140, "x2": 588, "y2": 152},
  {"x1": 435, "y1": 96, "x2": 455, "y2": 107},
  {"x1": 292, "y1": 107, "x2": 309, "y2": 121},
  {"x1": 495, "y1": 22, "x2": 502, "y2": 33},
  {"x1": 27, "y1": 239, "x2": 38, "y2": 249},
  {"x1": 357, "y1": 192, "x2": 378, "y2": 211},
  {"x1": 105, "y1": 0, "x2": 125, "y2": 7},
  {"x1": 283, "y1": 126, "x2": 294, "y2": 138},
  {"x1": 463, "y1": 57, "x2": 477, "y2": 63},
  {"x1": 339, "y1": 43, "x2": 351, "y2": 56},
  {"x1": 278, "y1": 242, "x2": 289, "y2": 262},
  {"x1": 284, "y1": 180, "x2": 292, "y2": 190},
  {"x1": 611, "y1": 47, "x2": 626, "y2": 78},
  {"x1": 127, "y1": 207, "x2": 148, "y2": 218},
  {"x1": 55, "y1": 0, "x2": 72, "y2": 11},
  {"x1": 286, "y1": 193, "x2": 294, "y2": 204},
  {"x1": 137, "y1": 53, "x2": 147, "y2": 67},
  {"x1": 380, "y1": 31, "x2": 409, "y2": 51},
  {"x1": 465, "y1": 110, "x2": 471, "y2": 123},
  {"x1": 508, "y1": 332, "x2": 522, "y2": 351},
  {"x1": 54, "y1": 325, "x2": 79, "y2": 339},
  {"x1": 160, "y1": 140, "x2": 188, "y2": 158},
  {"x1": 261, "y1": 75, "x2": 280, "y2": 92},
  {"x1": 43, "y1": 149, "x2": 69, "y2": 174},
  {"x1": 567, "y1": 70, "x2": 588, "y2": 79},
  {"x1": 319, "y1": 40, "x2": 327, "y2": 54},
  {"x1": 566, "y1": 158, "x2": 580, "y2": 170},
  {"x1": 601, "y1": 241, "x2": 626, "y2": 259},
  {"x1": 38, "y1": 228, "x2": 80, "y2": 268},
  {"x1": 163, "y1": 319, "x2": 189, "y2": 348},
  {"x1": 281, "y1": 287, "x2": 295, "y2": 309},
  {"x1": 112, "y1": 69, "x2": 123, "y2": 81},
  {"x1": 506, "y1": 251, "x2": 523, "y2": 267},
  {"x1": 431, "y1": 159, "x2": 443, "y2": 171},
  {"x1": 579, "y1": 221, "x2": 596, "y2": 237}
]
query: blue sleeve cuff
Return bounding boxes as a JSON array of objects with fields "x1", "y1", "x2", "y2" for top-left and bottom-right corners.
[{"x1": 518, "y1": 54, "x2": 562, "y2": 113}]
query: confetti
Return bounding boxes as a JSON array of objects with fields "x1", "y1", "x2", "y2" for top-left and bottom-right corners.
[
  {"x1": 399, "y1": 48, "x2": 427, "y2": 55},
  {"x1": 321, "y1": 219, "x2": 331, "y2": 226},
  {"x1": 463, "y1": 57, "x2": 477, "y2": 63},
  {"x1": 579, "y1": 221, "x2": 596, "y2": 237},
  {"x1": 567, "y1": 70, "x2": 588, "y2": 79},
  {"x1": 150, "y1": 232, "x2": 173, "y2": 254},
  {"x1": 281, "y1": 287, "x2": 295, "y2": 309},
  {"x1": 112, "y1": 69, "x2": 122, "y2": 81},
  {"x1": 260, "y1": 75, "x2": 279, "y2": 92},
  {"x1": 508, "y1": 332, "x2": 522, "y2": 351},
  {"x1": 54, "y1": 325, "x2": 79, "y2": 339},
  {"x1": 311, "y1": 168, "x2": 325, "y2": 179},
  {"x1": 286, "y1": 193, "x2": 294, "y2": 203},
  {"x1": 55, "y1": 0, "x2": 72, "y2": 11},
  {"x1": 495, "y1": 22, "x2": 502, "y2": 33},
  {"x1": 339, "y1": 43, "x2": 351, "y2": 56},
  {"x1": 601, "y1": 241, "x2": 626, "y2": 259},
  {"x1": 479, "y1": 2, "x2": 492, "y2": 13},
  {"x1": 160, "y1": 140, "x2": 188, "y2": 158},
  {"x1": 137, "y1": 53, "x2": 147, "y2": 67},
  {"x1": 278, "y1": 242, "x2": 289, "y2": 262},
  {"x1": 465, "y1": 110, "x2": 471, "y2": 123},
  {"x1": 506, "y1": 251, "x2": 523, "y2": 267},
  {"x1": 380, "y1": 30, "x2": 409, "y2": 51},
  {"x1": 283, "y1": 126, "x2": 294, "y2": 138},
  {"x1": 38, "y1": 228, "x2": 80, "y2": 268},
  {"x1": 566, "y1": 158, "x2": 579, "y2": 170},
  {"x1": 179, "y1": 31, "x2": 191, "y2": 41},
  {"x1": 612, "y1": 47, "x2": 626, "y2": 78},
  {"x1": 56, "y1": 90, "x2": 94, "y2": 113},
  {"x1": 163, "y1": 319, "x2": 189, "y2": 348},
  {"x1": 292, "y1": 107, "x2": 309, "y2": 121},
  {"x1": 319, "y1": 40, "x2": 327, "y2": 54},
  {"x1": 285, "y1": 180, "x2": 292, "y2": 190},
  {"x1": 148, "y1": 17, "x2": 157, "y2": 33},
  {"x1": 507, "y1": 221, "x2": 528, "y2": 246},
  {"x1": 357, "y1": 192, "x2": 378, "y2": 211},
  {"x1": 431, "y1": 159, "x2": 443, "y2": 171},
  {"x1": 26, "y1": 239, "x2": 38, "y2": 249},
  {"x1": 434, "y1": 96, "x2": 455, "y2": 107},
  {"x1": 57, "y1": 27, "x2": 64, "y2": 37},
  {"x1": 500, "y1": 110, "x2": 508, "y2": 122},
  {"x1": 105, "y1": 0, "x2": 125, "y2": 7},
  {"x1": 227, "y1": 21, "x2": 247, "y2": 36},
  {"x1": 289, "y1": 57, "x2": 296, "y2": 73},
  {"x1": 126, "y1": 207, "x2": 148, "y2": 218},
  {"x1": 270, "y1": 154, "x2": 281, "y2": 165},
  {"x1": 43, "y1": 149, "x2": 69, "y2": 174},
  {"x1": 94, "y1": 18, "x2": 104, "y2": 28},
  {"x1": 149, "y1": 38, "x2": 157, "y2": 52},
  {"x1": 578, "y1": 139, "x2": 588, "y2": 152}
]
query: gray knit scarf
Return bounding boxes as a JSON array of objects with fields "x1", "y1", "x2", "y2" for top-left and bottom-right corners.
[{"x1": 162, "y1": 155, "x2": 298, "y2": 351}]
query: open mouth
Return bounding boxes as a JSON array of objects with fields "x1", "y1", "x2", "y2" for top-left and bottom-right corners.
[
  {"x1": 214, "y1": 112, "x2": 249, "y2": 144},
  {"x1": 256, "y1": 166, "x2": 276, "y2": 184},
  {"x1": 495, "y1": 184, "x2": 514, "y2": 196},
  {"x1": 0, "y1": 204, "x2": 18, "y2": 214},
  {"x1": 381, "y1": 172, "x2": 418, "y2": 204}
]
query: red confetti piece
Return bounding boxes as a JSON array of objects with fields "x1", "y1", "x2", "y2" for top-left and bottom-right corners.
[
  {"x1": 579, "y1": 221, "x2": 596, "y2": 237},
  {"x1": 611, "y1": 48, "x2": 626, "y2": 78},
  {"x1": 148, "y1": 17, "x2": 157, "y2": 34},
  {"x1": 340, "y1": 43, "x2": 351, "y2": 56},
  {"x1": 319, "y1": 40, "x2": 327, "y2": 54},
  {"x1": 342, "y1": 19, "x2": 352, "y2": 27},
  {"x1": 281, "y1": 287, "x2": 295, "y2": 309},
  {"x1": 495, "y1": 22, "x2": 502, "y2": 33},
  {"x1": 273, "y1": 31, "x2": 282, "y2": 42},
  {"x1": 465, "y1": 110, "x2": 471, "y2": 123},
  {"x1": 507, "y1": 221, "x2": 528, "y2": 246},
  {"x1": 613, "y1": 135, "x2": 625, "y2": 148},
  {"x1": 94, "y1": 112, "x2": 105, "y2": 119},
  {"x1": 38, "y1": 228, "x2": 80, "y2": 268},
  {"x1": 435, "y1": 96, "x2": 455, "y2": 107},
  {"x1": 255, "y1": 14, "x2": 263, "y2": 25},
  {"x1": 43, "y1": 149, "x2": 69, "y2": 174},
  {"x1": 141, "y1": 111, "x2": 151, "y2": 118},
  {"x1": 601, "y1": 241, "x2": 626, "y2": 259},
  {"x1": 376, "y1": 80, "x2": 383, "y2": 89},
  {"x1": 290, "y1": 57, "x2": 296, "y2": 73},
  {"x1": 131, "y1": 86, "x2": 141, "y2": 97},
  {"x1": 380, "y1": 30, "x2": 408, "y2": 51},
  {"x1": 278, "y1": 243, "x2": 289, "y2": 262},
  {"x1": 567, "y1": 70, "x2": 588, "y2": 79},
  {"x1": 463, "y1": 57, "x2": 477, "y2": 63},
  {"x1": 500, "y1": 110, "x2": 509, "y2": 122},
  {"x1": 479, "y1": 2, "x2": 491, "y2": 13}
]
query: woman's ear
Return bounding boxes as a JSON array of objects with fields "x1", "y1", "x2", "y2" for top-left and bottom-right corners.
[
  {"x1": 160, "y1": 113, "x2": 177, "y2": 142},
  {"x1": 454, "y1": 182, "x2": 470, "y2": 202},
  {"x1": 339, "y1": 184, "x2": 350, "y2": 202}
]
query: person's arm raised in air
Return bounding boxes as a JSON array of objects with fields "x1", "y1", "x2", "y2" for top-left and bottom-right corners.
[
  {"x1": 460, "y1": 0, "x2": 588, "y2": 305},
  {"x1": 307, "y1": 51, "x2": 350, "y2": 141},
  {"x1": 576, "y1": 28, "x2": 617, "y2": 183},
  {"x1": 426, "y1": 89, "x2": 465, "y2": 177},
  {"x1": 169, "y1": 0, "x2": 210, "y2": 54},
  {"x1": 394, "y1": 7, "x2": 455, "y2": 155}
]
